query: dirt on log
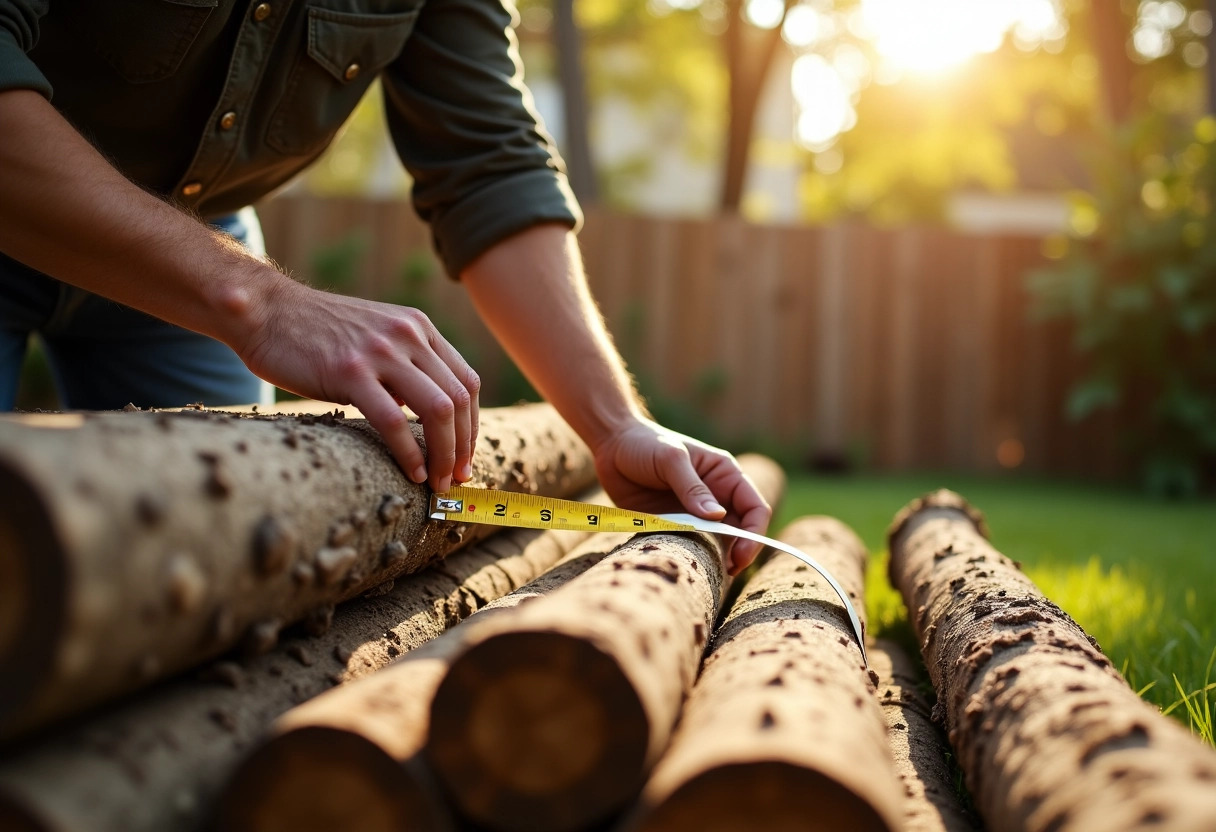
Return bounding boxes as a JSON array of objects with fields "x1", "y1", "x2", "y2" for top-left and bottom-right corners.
[
  {"x1": 424, "y1": 454, "x2": 786, "y2": 832},
  {"x1": 211, "y1": 531, "x2": 632, "y2": 832},
  {"x1": 869, "y1": 639, "x2": 981, "y2": 832},
  {"x1": 0, "y1": 517, "x2": 602, "y2": 832},
  {"x1": 888, "y1": 490, "x2": 1216, "y2": 832},
  {"x1": 622, "y1": 515, "x2": 901, "y2": 832},
  {"x1": 0, "y1": 403, "x2": 595, "y2": 739}
]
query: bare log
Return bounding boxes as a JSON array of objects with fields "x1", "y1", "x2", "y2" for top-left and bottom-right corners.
[
  {"x1": 888, "y1": 491, "x2": 1216, "y2": 832},
  {"x1": 0, "y1": 519, "x2": 598, "y2": 832},
  {"x1": 623, "y1": 516, "x2": 901, "y2": 832},
  {"x1": 425, "y1": 454, "x2": 786, "y2": 832},
  {"x1": 870, "y1": 638, "x2": 981, "y2": 832},
  {"x1": 0, "y1": 403, "x2": 594, "y2": 739},
  {"x1": 212, "y1": 531, "x2": 631, "y2": 832}
]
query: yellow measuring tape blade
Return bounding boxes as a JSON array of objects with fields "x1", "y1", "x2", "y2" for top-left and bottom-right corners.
[
  {"x1": 430, "y1": 485, "x2": 697, "y2": 534},
  {"x1": 430, "y1": 485, "x2": 869, "y2": 664}
]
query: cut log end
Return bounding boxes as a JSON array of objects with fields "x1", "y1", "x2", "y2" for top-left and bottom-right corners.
[
  {"x1": 0, "y1": 462, "x2": 65, "y2": 727},
  {"x1": 635, "y1": 761, "x2": 896, "y2": 832},
  {"x1": 427, "y1": 630, "x2": 649, "y2": 832},
  {"x1": 210, "y1": 726, "x2": 448, "y2": 832}
]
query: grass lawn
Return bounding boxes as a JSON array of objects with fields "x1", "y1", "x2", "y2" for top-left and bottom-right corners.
[{"x1": 770, "y1": 472, "x2": 1216, "y2": 744}]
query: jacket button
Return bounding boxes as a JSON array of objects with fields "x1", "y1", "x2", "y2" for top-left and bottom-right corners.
[
  {"x1": 182, "y1": 182, "x2": 203, "y2": 197},
  {"x1": 219, "y1": 111, "x2": 237, "y2": 131},
  {"x1": 253, "y1": 3, "x2": 272, "y2": 21},
  {"x1": 344, "y1": 63, "x2": 360, "y2": 81}
]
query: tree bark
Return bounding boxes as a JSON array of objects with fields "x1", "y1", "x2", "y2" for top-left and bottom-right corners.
[
  {"x1": 622, "y1": 516, "x2": 901, "y2": 832},
  {"x1": 0, "y1": 518, "x2": 600, "y2": 832},
  {"x1": 719, "y1": 0, "x2": 795, "y2": 211},
  {"x1": 1089, "y1": 0, "x2": 1136, "y2": 124},
  {"x1": 869, "y1": 638, "x2": 981, "y2": 832},
  {"x1": 211, "y1": 528, "x2": 630, "y2": 832},
  {"x1": 553, "y1": 0, "x2": 598, "y2": 204},
  {"x1": 424, "y1": 454, "x2": 786, "y2": 832},
  {"x1": 0, "y1": 403, "x2": 595, "y2": 739},
  {"x1": 887, "y1": 490, "x2": 1216, "y2": 832}
]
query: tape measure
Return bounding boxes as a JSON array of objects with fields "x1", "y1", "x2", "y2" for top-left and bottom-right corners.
[{"x1": 430, "y1": 485, "x2": 867, "y2": 663}]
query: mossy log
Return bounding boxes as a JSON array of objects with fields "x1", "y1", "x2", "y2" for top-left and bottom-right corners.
[
  {"x1": 0, "y1": 519, "x2": 598, "y2": 832},
  {"x1": 211, "y1": 530, "x2": 630, "y2": 832},
  {"x1": 424, "y1": 454, "x2": 786, "y2": 832},
  {"x1": 870, "y1": 639, "x2": 981, "y2": 832},
  {"x1": 623, "y1": 516, "x2": 902, "y2": 832},
  {"x1": 0, "y1": 403, "x2": 594, "y2": 739},
  {"x1": 888, "y1": 490, "x2": 1216, "y2": 832}
]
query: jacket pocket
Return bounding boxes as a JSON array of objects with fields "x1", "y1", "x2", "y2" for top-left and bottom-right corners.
[
  {"x1": 266, "y1": 6, "x2": 419, "y2": 156},
  {"x1": 61, "y1": 0, "x2": 218, "y2": 83}
]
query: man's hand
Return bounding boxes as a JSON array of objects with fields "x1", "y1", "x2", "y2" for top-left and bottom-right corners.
[
  {"x1": 591, "y1": 417, "x2": 772, "y2": 575},
  {"x1": 461, "y1": 223, "x2": 772, "y2": 573},
  {"x1": 238, "y1": 280, "x2": 480, "y2": 492}
]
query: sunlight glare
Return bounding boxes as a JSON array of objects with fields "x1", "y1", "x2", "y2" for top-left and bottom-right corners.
[
  {"x1": 792, "y1": 54, "x2": 856, "y2": 148},
  {"x1": 859, "y1": 0, "x2": 1062, "y2": 75},
  {"x1": 745, "y1": 0, "x2": 786, "y2": 29}
]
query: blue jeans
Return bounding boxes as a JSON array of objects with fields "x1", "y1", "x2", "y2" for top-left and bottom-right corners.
[{"x1": 0, "y1": 208, "x2": 273, "y2": 410}]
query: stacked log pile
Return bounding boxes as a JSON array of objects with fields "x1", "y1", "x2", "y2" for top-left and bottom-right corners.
[
  {"x1": 424, "y1": 454, "x2": 787, "y2": 831},
  {"x1": 4, "y1": 398, "x2": 1214, "y2": 832},
  {"x1": 0, "y1": 404, "x2": 597, "y2": 831},
  {"x1": 213, "y1": 530, "x2": 633, "y2": 831},
  {"x1": 0, "y1": 403, "x2": 594, "y2": 739},
  {"x1": 622, "y1": 516, "x2": 902, "y2": 832},
  {"x1": 888, "y1": 490, "x2": 1216, "y2": 832}
]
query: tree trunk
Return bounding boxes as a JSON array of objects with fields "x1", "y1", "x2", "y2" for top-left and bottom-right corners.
[
  {"x1": 0, "y1": 403, "x2": 595, "y2": 740},
  {"x1": 887, "y1": 490, "x2": 1216, "y2": 832},
  {"x1": 0, "y1": 518, "x2": 600, "y2": 832},
  {"x1": 1089, "y1": 0, "x2": 1136, "y2": 124},
  {"x1": 869, "y1": 638, "x2": 981, "y2": 832},
  {"x1": 424, "y1": 455, "x2": 786, "y2": 832},
  {"x1": 553, "y1": 0, "x2": 598, "y2": 204},
  {"x1": 212, "y1": 528, "x2": 630, "y2": 832},
  {"x1": 622, "y1": 515, "x2": 902, "y2": 832},
  {"x1": 719, "y1": 1, "x2": 794, "y2": 211}
]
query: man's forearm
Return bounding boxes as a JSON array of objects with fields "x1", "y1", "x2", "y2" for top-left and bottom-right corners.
[
  {"x1": 459, "y1": 223, "x2": 645, "y2": 450},
  {"x1": 0, "y1": 89, "x2": 284, "y2": 353}
]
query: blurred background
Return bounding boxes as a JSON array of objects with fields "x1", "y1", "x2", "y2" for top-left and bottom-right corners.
[{"x1": 19, "y1": 0, "x2": 1216, "y2": 497}]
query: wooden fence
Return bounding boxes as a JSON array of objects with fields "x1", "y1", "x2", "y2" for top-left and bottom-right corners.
[{"x1": 256, "y1": 195, "x2": 1123, "y2": 478}]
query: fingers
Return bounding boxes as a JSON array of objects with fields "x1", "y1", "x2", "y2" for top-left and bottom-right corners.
[
  {"x1": 726, "y1": 475, "x2": 772, "y2": 574},
  {"x1": 418, "y1": 331, "x2": 480, "y2": 483},
  {"x1": 348, "y1": 380, "x2": 428, "y2": 483},
  {"x1": 372, "y1": 311, "x2": 477, "y2": 492},
  {"x1": 655, "y1": 438, "x2": 728, "y2": 519}
]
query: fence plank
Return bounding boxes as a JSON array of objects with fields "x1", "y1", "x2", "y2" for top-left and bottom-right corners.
[{"x1": 254, "y1": 196, "x2": 1129, "y2": 478}]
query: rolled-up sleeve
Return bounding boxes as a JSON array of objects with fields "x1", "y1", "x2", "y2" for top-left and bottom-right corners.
[
  {"x1": 381, "y1": 0, "x2": 581, "y2": 279},
  {"x1": 0, "y1": 0, "x2": 51, "y2": 96}
]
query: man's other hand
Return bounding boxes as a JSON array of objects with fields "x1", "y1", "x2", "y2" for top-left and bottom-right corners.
[{"x1": 591, "y1": 417, "x2": 772, "y2": 575}]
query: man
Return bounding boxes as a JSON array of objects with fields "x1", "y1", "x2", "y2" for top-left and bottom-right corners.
[{"x1": 0, "y1": 0, "x2": 770, "y2": 571}]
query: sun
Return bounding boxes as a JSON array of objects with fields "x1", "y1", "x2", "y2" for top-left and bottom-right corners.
[{"x1": 857, "y1": 0, "x2": 1061, "y2": 76}]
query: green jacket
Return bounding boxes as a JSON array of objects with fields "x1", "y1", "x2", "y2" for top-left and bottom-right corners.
[{"x1": 0, "y1": 0, "x2": 581, "y2": 276}]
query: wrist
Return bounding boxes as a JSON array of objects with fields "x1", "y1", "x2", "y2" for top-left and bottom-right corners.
[{"x1": 207, "y1": 255, "x2": 297, "y2": 359}]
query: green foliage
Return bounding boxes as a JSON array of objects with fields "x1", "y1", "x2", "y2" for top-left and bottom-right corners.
[
  {"x1": 309, "y1": 231, "x2": 370, "y2": 294},
  {"x1": 1028, "y1": 112, "x2": 1216, "y2": 496}
]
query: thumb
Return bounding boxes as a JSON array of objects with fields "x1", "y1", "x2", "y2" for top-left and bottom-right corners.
[{"x1": 662, "y1": 449, "x2": 726, "y2": 519}]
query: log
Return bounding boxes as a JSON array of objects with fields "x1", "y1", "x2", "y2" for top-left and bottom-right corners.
[
  {"x1": 888, "y1": 490, "x2": 1216, "y2": 832},
  {"x1": 870, "y1": 638, "x2": 981, "y2": 832},
  {"x1": 0, "y1": 403, "x2": 595, "y2": 739},
  {"x1": 0, "y1": 519, "x2": 598, "y2": 832},
  {"x1": 211, "y1": 530, "x2": 632, "y2": 832},
  {"x1": 424, "y1": 454, "x2": 786, "y2": 832},
  {"x1": 622, "y1": 516, "x2": 902, "y2": 832}
]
